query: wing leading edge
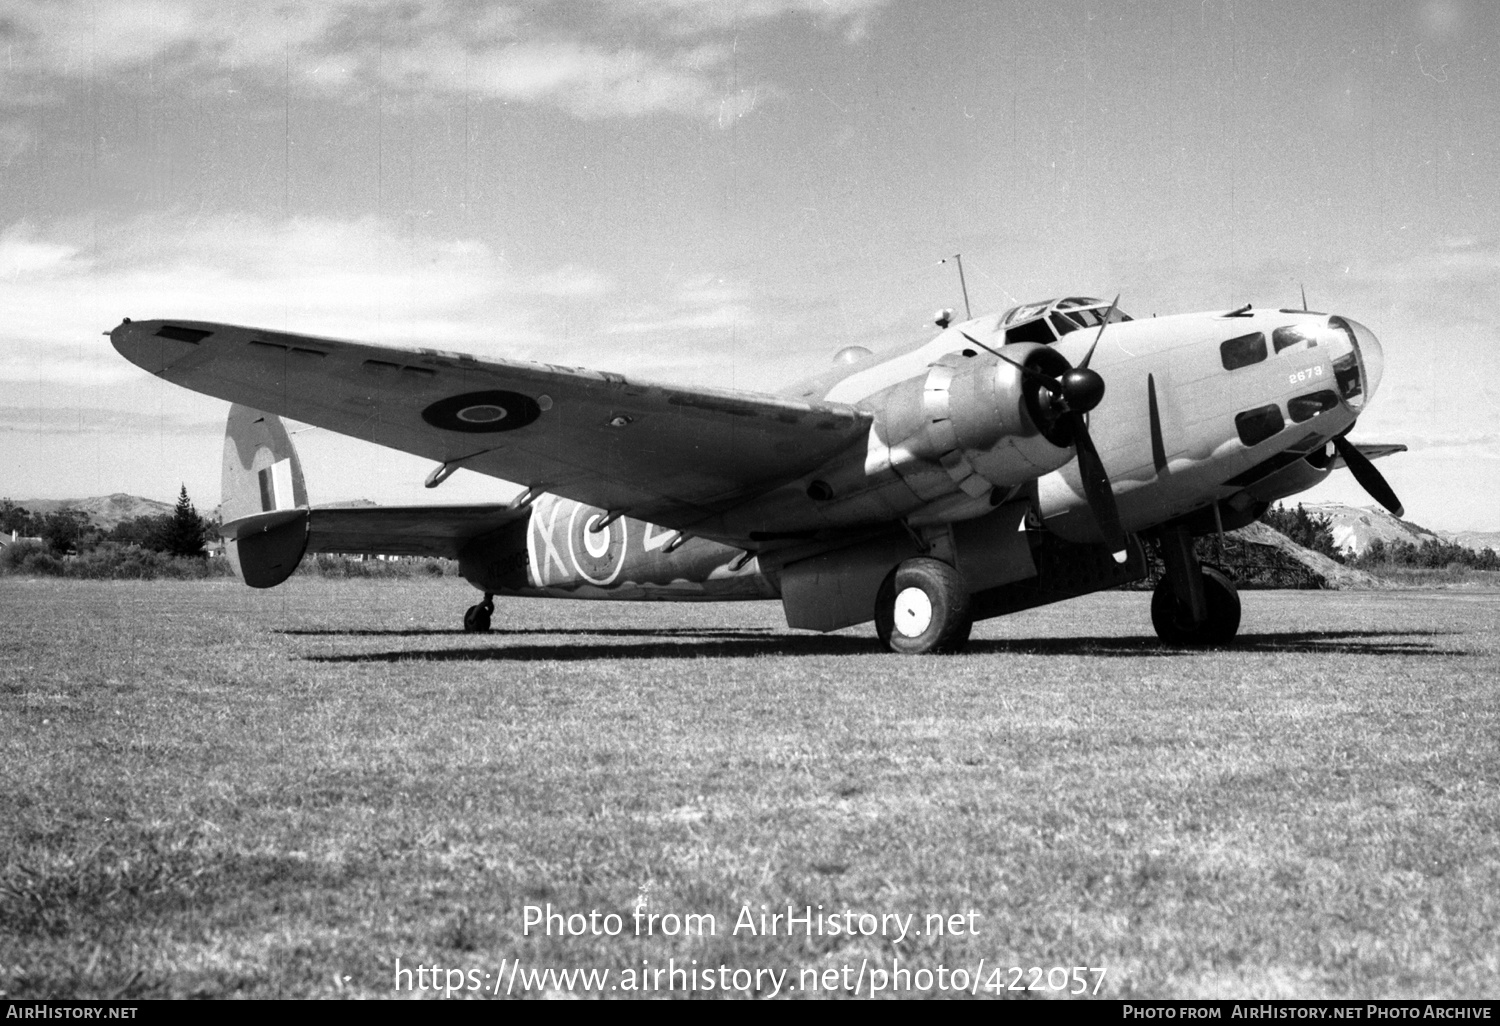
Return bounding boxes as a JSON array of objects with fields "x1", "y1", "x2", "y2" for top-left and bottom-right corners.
[{"x1": 113, "y1": 319, "x2": 870, "y2": 533}]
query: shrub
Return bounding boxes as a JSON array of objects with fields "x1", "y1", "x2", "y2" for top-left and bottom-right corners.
[
  {"x1": 2, "y1": 539, "x2": 48, "y2": 572},
  {"x1": 300, "y1": 554, "x2": 457, "y2": 578},
  {"x1": 1, "y1": 540, "x2": 232, "y2": 580},
  {"x1": 19, "y1": 548, "x2": 64, "y2": 576}
]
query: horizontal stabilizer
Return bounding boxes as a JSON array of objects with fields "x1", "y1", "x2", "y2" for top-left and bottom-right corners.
[
  {"x1": 302, "y1": 503, "x2": 522, "y2": 558},
  {"x1": 221, "y1": 503, "x2": 526, "y2": 588},
  {"x1": 1329, "y1": 442, "x2": 1407, "y2": 472},
  {"x1": 221, "y1": 401, "x2": 527, "y2": 587}
]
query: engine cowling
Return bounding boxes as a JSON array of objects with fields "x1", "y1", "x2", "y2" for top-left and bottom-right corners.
[{"x1": 873, "y1": 342, "x2": 1078, "y2": 508}]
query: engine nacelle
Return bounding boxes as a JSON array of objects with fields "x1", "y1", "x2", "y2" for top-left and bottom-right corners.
[{"x1": 871, "y1": 342, "x2": 1077, "y2": 508}]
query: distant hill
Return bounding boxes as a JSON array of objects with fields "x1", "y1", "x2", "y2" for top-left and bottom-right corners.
[
  {"x1": 9, "y1": 493, "x2": 175, "y2": 530},
  {"x1": 1298, "y1": 501, "x2": 1481, "y2": 556},
  {"x1": 1447, "y1": 530, "x2": 1500, "y2": 554}
]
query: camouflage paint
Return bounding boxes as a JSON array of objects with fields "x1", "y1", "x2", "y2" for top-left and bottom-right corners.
[{"x1": 464, "y1": 493, "x2": 777, "y2": 601}]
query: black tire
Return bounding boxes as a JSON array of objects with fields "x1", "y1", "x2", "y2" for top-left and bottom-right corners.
[
  {"x1": 463, "y1": 604, "x2": 492, "y2": 633},
  {"x1": 874, "y1": 557, "x2": 973, "y2": 655},
  {"x1": 1151, "y1": 567, "x2": 1241, "y2": 646}
]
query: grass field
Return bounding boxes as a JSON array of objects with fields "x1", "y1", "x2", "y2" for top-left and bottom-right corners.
[{"x1": 2, "y1": 577, "x2": 1498, "y2": 999}]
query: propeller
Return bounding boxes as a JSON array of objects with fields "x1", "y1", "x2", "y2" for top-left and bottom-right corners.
[
  {"x1": 1331, "y1": 434, "x2": 1404, "y2": 517},
  {"x1": 960, "y1": 295, "x2": 1127, "y2": 559}
]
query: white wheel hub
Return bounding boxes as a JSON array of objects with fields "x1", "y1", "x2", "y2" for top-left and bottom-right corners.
[{"x1": 893, "y1": 586, "x2": 933, "y2": 638}]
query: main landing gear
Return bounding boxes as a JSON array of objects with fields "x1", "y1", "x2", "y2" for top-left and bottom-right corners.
[
  {"x1": 875, "y1": 557, "x2": 973, "y2": 655},
  {"x1": 1149, "y1": 526, "x2": 1241, "y2": 646},
  {"x1": 463, "y1": 593, "x2": 494, "y2": 633}
]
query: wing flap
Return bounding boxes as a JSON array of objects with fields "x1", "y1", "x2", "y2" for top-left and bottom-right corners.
[{"x1": 114, "y1": 319, "x2": 870, "y2": 530}]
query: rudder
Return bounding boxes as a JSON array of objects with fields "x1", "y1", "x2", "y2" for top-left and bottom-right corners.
[{"x1": 221, "y1": 404, "x2": 311, "y2": 587}]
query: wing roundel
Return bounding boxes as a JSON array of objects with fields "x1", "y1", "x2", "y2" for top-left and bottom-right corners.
[{"x1": 421, "y1": 390, "x2": 543, "y2": 432}]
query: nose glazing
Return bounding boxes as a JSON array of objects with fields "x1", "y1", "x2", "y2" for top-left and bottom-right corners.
[{"x1": 1340, "y1": 317, "x2": 1384, "y2": 403}]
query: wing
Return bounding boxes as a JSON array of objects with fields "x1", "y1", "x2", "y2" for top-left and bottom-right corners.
[{"x1": 113, "y1": 319, "x2": 871, "y2": 532}]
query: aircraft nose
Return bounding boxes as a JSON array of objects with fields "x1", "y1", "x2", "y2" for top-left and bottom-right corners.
[{"x1": 1340, "y1": 316, "x2": 1384, "y2": 402}]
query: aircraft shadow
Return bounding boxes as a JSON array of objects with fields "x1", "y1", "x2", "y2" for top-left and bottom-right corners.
[
  {"x1": 1227, "y1": 628, "x2": 1461, "y2": 656},
  {"x1": 280, "y1": 626, "x2": 777, "y2": 639},
  {"x1": 299, "y1": 628, "x2": 1461, "y2": 664}
]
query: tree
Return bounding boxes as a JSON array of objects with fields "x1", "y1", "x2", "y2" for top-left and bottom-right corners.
[
  {"x1": 110, "y1": 513, "x2": 172, "y2": 550},
  {"x1": 160, "y1": 485, "x2": 208, "y2": 558},
  {"x1": 0, "y1": 499, "x2": 39, "y2": 537},
  {"x1": 39, "y1": 508, "x2": 96, "y2": 554},
  {"x1": 1260, "y1": 503, "x2": 1343, "y2": 563}
]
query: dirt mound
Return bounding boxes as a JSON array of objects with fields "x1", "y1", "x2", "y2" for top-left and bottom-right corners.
[{"x1": 1229, "y1": 521, "x2": 1395, "y2": 590}]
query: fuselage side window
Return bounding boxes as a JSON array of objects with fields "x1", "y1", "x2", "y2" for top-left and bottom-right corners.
[
  {"x1": 1288, "y1": 390, "x2": 1340, "y2": 423},
  {"x1": 1220, "y1": 332, "x2": 1268, "y2": 371},
  {"x1": 1235, "y1": 404, "x2": 1285, "y2": 446}
]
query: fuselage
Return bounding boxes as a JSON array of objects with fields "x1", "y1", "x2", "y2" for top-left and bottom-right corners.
[{"x1": 464, "y1": 298, "x2": 1386, "y2": 602}]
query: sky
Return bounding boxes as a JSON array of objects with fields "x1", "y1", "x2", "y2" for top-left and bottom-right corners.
[{"x1": 3, "y1": 0, "x2": 1499, "y2": 531}]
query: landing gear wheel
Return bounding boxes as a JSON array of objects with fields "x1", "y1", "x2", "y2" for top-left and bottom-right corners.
[
  {"x1": 463, "y1": 595, "x2": 494, "y2": 634},
  {"x1": 874, "y1": 557, "x2": 972, "y2": 655},
  {"x1": 1151, "y1": 567, "x2": 1240, "y2": 646}
]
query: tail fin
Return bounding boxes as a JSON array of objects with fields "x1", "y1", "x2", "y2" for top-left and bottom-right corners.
[{"x1": 221, "y1": 404, "x2": 311, "y2": 587}]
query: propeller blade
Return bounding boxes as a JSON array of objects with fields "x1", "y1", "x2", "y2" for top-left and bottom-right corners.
[
  {"x1": 1332, "y1": 435, "x2": 1404, "y2": 517},
  {"x1": 1077, "y1": 293, "x2": 1120, "y2": 371},
  {"x1": 961, "y1": 323, "x2": 1123, "y2": 559},
  {"x1": 1070, "y1": 415, "x2": 1127, "y2": 560},
  {"x1": 961, "y1": 331, "x2": 1062, "y2": 395}
]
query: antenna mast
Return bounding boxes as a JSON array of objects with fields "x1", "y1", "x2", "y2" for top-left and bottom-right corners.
[{"x1": 944, "y1": 254, "x2": 973, "y2": 320}]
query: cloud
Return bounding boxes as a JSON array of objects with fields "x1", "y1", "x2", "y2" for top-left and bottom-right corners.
[
  {"x1": 605, "y1": 275, "x2": 757, "y2": 335},
  {"x1": 610, "y1": 0, "x2": 888, "y2": 39},
  {"x1": 0, "y1": 121, "x2": 34, "y2": 164},
  {"x1": 0, "y1": 405, "x2": 220, "y2": 437},
  {"x1": 0, "y1": 214, "x2": 816, "y2": 395},
  {"x1": 433, "y1": 39, "x2": 728, "y2": 119},
  {"x1": 0, "y1": 213, "x2": 620, "y2": 384},
  {"x1": 0, "y1": 0, "x2": 889, "y2": 119}
]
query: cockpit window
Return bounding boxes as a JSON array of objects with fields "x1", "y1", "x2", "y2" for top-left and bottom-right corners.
[
  {"x1": 1272, "y1": 325, "x2": 1318, "y2": 353},
  {"x1": 1050, "y1": 313, "x2": 1081, "y2": 336},
  {"x1": 1006, "y1": 317, "x2": 1058, "y2": 346},
  {"x1": 1002, "y1": 302, "x2": 1051, "y2": 327},
  {"x1": 1000, "y1": 296, "x2": 1131, "y2": 345}
]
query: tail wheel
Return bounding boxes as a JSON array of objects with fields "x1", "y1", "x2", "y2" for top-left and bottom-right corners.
[
  {"x1": 1151, "y1": 566, "x2": 1241, "y2": 646},
  {"x1": 463, "y1": 600, "x2": 493, "y2": 633},
  {"x1": 875, "y1": 557, "x2": 973, "y2": 655}
]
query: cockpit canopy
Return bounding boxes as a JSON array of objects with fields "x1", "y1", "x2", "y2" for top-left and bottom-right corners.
[{"x1": 999, "y1": 297, "x2": 1132, "y2": 347}]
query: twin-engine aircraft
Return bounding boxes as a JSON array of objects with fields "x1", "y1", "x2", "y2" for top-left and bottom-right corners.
[{"x1": 110, "y1": 294, "x2": 1404, "y2": 654}]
